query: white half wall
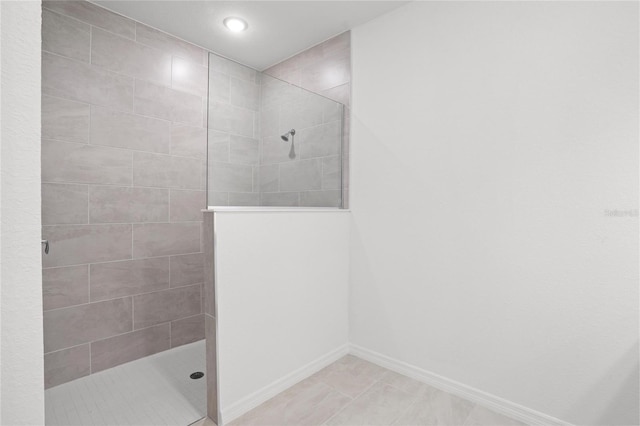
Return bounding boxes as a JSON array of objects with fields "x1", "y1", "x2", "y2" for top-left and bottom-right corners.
[
  {"x1": 0, "y1": 1, "x2": 44, "y2": 424},
  {"x1": 214, "y1": 210, "x2": 350, "y2": 423},
  {"x1": 350, "y1": 2, "x2": 638, "y2": 425}
]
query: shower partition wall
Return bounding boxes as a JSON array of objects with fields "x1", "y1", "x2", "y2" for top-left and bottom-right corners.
[{"x1": 207, "y1": 54, "x2": 344, "y2": 208}]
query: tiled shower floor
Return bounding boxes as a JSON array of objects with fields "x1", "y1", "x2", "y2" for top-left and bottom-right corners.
[{"x1": 45, "y1": 340, "x2": 206, "y2": 426}]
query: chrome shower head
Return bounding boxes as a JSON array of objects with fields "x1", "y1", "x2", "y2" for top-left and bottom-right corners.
[{"x1": 281, "y1": 129, "x2": 296, "y2": 142}]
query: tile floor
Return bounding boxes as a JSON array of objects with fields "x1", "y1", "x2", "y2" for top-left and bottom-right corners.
[
  {"x1": 46, "y1": 341, "x2": 206, "y2": 426},
  {"x1": 195, "y1": 355, "x2": 525, "y2": 426}
]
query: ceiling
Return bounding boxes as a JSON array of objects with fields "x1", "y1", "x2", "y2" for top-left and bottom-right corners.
[{"x1": 91, "y1": 1, "x2": 409, "y2": 70}]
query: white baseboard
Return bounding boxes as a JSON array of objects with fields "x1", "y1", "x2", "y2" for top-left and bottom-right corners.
[
  {"x1": 220, "y1": 344, "x2": 350, "y2": 425},
  {"x1": 349, "y1": 344, "x2": 571, "y2": 426}
]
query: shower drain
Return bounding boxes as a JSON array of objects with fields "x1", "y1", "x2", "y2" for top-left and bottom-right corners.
[{"x1": 190, "y1": 372, "x2": 204, "y2": 380}]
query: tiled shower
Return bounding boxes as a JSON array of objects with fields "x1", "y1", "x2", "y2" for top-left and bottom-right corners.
[{"x1": 39, "y1": 0, "x2": 350, "y2": 421}]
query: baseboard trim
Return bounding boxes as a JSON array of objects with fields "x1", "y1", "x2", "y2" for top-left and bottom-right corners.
[
  {"x1": 220, "y1": 344, "x2": 350, "y2": 425},
  {"x1": 349, "y1": 344, "x2": 571, "y2": 426}
]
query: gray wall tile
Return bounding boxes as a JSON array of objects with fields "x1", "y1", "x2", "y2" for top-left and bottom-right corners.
[
  {"x1": 279, "y1": 159, "x2": 322, "y2": 192},
  {"x1": 228, "y1": 192, "x2": 259, "y2": 206},
  {"x1": 229, "y1": 135, "x2": 259, "y2": 165},
  {"x1": 230, "y1": 77, "x2": 259, "y2": 111},
  {"x1": 260, "y1": 192, "x2": 299, "y2": 207},
  {"x1": 42, "y1": 96, "x2": 90, "y2": 143},
  {"x1": 134, "y1": 79, "x2": 202, "y2": 126},
  {"x1": 42, "y1": 224, "x2": 132, "y2": 268},
  {"x1": 300, "y1": 190, "x2": 342, "y2": 208},
  {"x1": 170, "y1": 253, "x2": 204, "y2": 288},
  {"x1": 171, "y1": 125, "x2": 207, "y2": 159},
  {"x1": 205, "y1": 314, "x2": 218, "y2": 419},
  {"x1": 42, "y1": 9, "x2": 90, "y2": 62},
  {"x1": 43, "y1": 265, "x2": 89, "y2": 311},
  {"x1": 132, "y1": 222, "x2": 201, "y2": 258},
  {"x1": 202, "y1": 213, "x2": 215, "y2": 316},
  {"x1": 210, "y1": 162, "x2": 253, "y2": 193},
  {"x1": 208, "y1": 192, "x2": 228, "y2": 206},
  {"x1": 90, "y1": 106, "x2": 171, "y2": 154},
  {"x1": 322, "y1": 156, "x2": 341, "y2": 190},
  {"x1": 42, "y1": 140, "x2": 132, "y2": 185},
  {"x1": 260, "y1": 135, "x2": 293, "y2": 164},
  {"x1": 170, "y1": 189, "x2": 205, "y2": 222},
  {"x1": 208, "y1": 131, "x2": 230, "y2": 163},
  {"x1": 133, "y1": 285, "x2": 201, "y2": 329},
  {"x1": 43, "y1": 1, "x2": 135, "y2": 39},
  {"x1": 91, "y1": 323, "x2": 170, "y2": 373},
  {"x1": 89, "y1": 186, "x2": 169, "y2": 223},
  {"x1": 42, "y1": 183, "x2": 88, "y2": 225},
  {"x1": 133, "y1": 151, "x2": 202, "y2": 189},
  {"x1": 209, "y1": 70, "x2": 230, "y2": 103},
  {"x1": 208, "y1": 101, "x2": 254, "y2": 137},
  {"x1": 90, "y1": 257, "x2": 170, "y2": 302},
  {"x1": 42, "y1": 52, "x2": 134, "y2": 112},
  {"x1": 209, "y1": 53, "x2": 256, "y2": 82},
  {"x1": 170, "y1": 314, "x2": 204, "y2": 348},
  {"x1": 258, "y1": 164, "x2": 279, "y2": 192},
  {"x1": 300, "y1": 50, "x2": 350, "y2": 93},
  {"x1": 299, "y1": 121, "x2": 342, "y2": 159},
  {"x1": 43, "y1": 297, "x2": 132, "y2": 352},
  {"x1": 136, "y1": 23, "x2": 206, "y2": 65},
  {"x1": 91, "y1": 27, "x2": 171, "y2": 86},
  {"x1": 44, "y1": 344, "x2": 90, "y2": 389},
  {"x1": 172, "y1": 56, "x2": 208, "y2": 97}
]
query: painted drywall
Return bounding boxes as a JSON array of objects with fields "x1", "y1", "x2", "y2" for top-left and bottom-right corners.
[
  {"x1": 0, "y1": 1, "x2": 45, "y2": 424},
  {"x1": 350, "y1": 2, "x2": 638, "y2": 425},
  {"x1": 214, "y1": 210, "x2": 349, "y2": 421}
]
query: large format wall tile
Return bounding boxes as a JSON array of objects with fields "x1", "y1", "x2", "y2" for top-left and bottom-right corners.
[
  {"x1": 202, "y1": 213, "x2": 214, "y2": 316},
  {"x1": 299, "y1": 121, "x2": 342, "y2": 159},
  {"x1": 260, "y1": 192, "x2": 299, "y2": 207},
  {"x1": 42, "y1": 140, "x2": 132, "y2": 186},
  {"x1": 42, "y1": 224, "x2": 132, "y2": 268},
  {"x1": 44, "y1": 344, "x2": 90, "y2": 388},
  {"x1": 91, "y1": 28, "x2": 171, "y2": 87},
  {"x1": 322, "y1": 156, "x2": 341, "y2": 190},
  {"x1": 90, "y1": 106, "x2": 171, "y2": 154},
  {"x1": 42, "y1": 96, "x2": 90, "y2": 143},
  {"x1": 170, "y1": 189, "x2": 205, "y2": 222},
  {"x1": 170, "y1": 314, "x2": 204, "y2": 348},
  {"x1": 228, "y1": 192, "x2": 260, "y2": 206},
  {"x1": 171, "y1": 124, "x2": 207, "y2": 159},
  {"x1": 229, "y1": 135, "x2": 259, "y2": 165},
  {"x1": 136, "y1": 23, "x2": 206, "y2": 65},
  {"x1": 133, "y1": 285, "x2": 201, "y2": 329},
  {"x1": 210, "y1": 162, "x2": 253, "y2": 193},
  {"x1": 43, "y1": 297, "x2": 132, "y2": 352},
  {"x1": 90, "y1": 257, "x2": 170, "y2": 302},
  {"x1": 132, "y1": 223, "x2": 201, "y2": 258},
  {"x1": 133, "y1": 152, "x2": 202, "y2": 189},
  {"x1": 172, "y1": 56, "x2": 208, "y2": 97},
  {"x1": 230, "y1": 77, "x2": 259, "y2": 111},
  {"x1": 171, "y1": 253, "x2": 204, "y2": 288},
  {"x1": 91, "y1": 323, "x2": 170, "y2": 373},
  {"x1": 43, "y1": 1, "x2": 135, "y2": 39},
  {"x1": 89, "y1": 186, "x2": 169, "y2": 223},
  {"x1": 279, "y1": 159, "x2": 322, "y2": 192},
  {"x1": 300, "y1": 190, "x2": 342, "y2": 208},
  {"x1": 208, "y1": 101, "x2": 254, "y2": 138},
  {"x1": 261, "y1": 135, "x2": 293, "y2": 164},
  {"x1": 134, "y1": 79, "x2": 202, "y2": 126},
  {"x1": 42, "y1": 265, "x2": 89, "y2": 311},
  {"x1": 42, "y1": 183, "x2": 88, "y2": 225},
  {"x1": 209, "y1": 53, "x2": 257, "y2": 82},
  {"x1": 42, "y1": 9, "x2": 90, "y2": 62},
  {"x1": 42, "y1": 52, "x2": 133, "y2": 112}
]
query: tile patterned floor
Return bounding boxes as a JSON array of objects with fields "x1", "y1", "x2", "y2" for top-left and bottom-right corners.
[
  {"x1": 221, "y1": 355, "x2": 526, "y2": 426},
  {"x1": 46, "y1": 341, "x2": 206, "y2": 426}
]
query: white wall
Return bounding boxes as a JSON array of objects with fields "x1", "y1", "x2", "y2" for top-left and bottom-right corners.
[
  {"x1": 350, "y1": 2, "x2": 638, "y2": 425},
  {"x1": 0, "y1": 1, "x2": 44, "y2": 424},
  {"x1": 214, "y1": 210, "x2": 349, "y2": 423}
]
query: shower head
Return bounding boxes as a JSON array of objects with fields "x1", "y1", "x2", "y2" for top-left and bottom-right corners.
[{"x1": 281, "y1": 129, "x2": 296, "y2": 142}]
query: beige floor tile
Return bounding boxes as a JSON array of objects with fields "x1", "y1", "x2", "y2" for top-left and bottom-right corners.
[
  {"x1": 312, "y1": 355, "x2": 388, "y2": 398},
  {"x1": 231, "y1": 377, "x2": 351, "y2": 426},
  {"x1": 392, "y1": 385, "x2": 475, "y2": 426},
  {"x1": 463, "y1": 405, "x2": 527, "y2": 426},
  {"x1": 325, "y1": 381, "x2": 416, "y2": 426}
]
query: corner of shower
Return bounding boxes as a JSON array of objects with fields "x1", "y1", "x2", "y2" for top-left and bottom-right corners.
[{"x1": 205, "y1": 52, "x2": 347, "y2": 210}]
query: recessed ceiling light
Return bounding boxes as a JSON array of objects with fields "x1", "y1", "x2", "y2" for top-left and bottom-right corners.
[{"x1": 223, "y1": 17, "x2": 248, "y2": 32}]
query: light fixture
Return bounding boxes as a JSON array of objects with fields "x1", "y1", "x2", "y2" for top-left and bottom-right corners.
[{"x1": 223, "y1": 17, "x2": 248, "y2": 32}]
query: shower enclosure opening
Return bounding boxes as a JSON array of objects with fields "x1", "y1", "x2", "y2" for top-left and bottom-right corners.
[{"x1": 207, "y1": 54, "x2": 346, "y2": 208}]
